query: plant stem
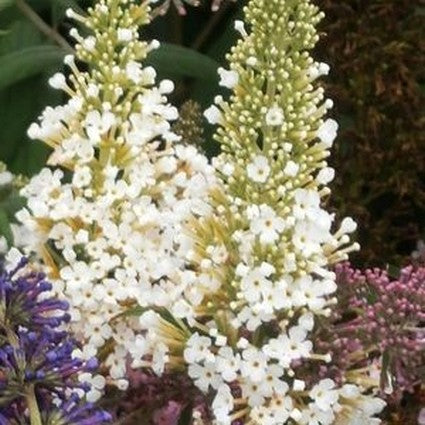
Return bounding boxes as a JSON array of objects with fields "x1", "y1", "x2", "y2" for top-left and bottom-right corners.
[
  {"x1": 26, "y1": 384, "x2": 43, "y2": 425},
  {"x1": 15, "y1": 0, "x2": 74, "y2": 53},
  {"x1": 191, "y1": 2, "x2": 232, "y2": 51},
  {"x1": 5, "y1": 328, "x2": 42, "y2": 425}
]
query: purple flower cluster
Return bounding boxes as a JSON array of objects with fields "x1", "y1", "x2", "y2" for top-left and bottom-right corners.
[
  {"x1": 316, "y1": 262, "x2": 425, "y2": 404},
  {"x1": 0, "y1": 255, "x2": 111, "y2": 424}
]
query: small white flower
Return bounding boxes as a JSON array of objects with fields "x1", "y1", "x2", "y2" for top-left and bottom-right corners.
[
  {"x1": 159, "y1": 79, "x2": 175, "y2": 94},
  {"x1": 104, "y1": 347, "x2": 127, "y2": 379},
  {"x1": 300, "y1": 404, "x2": 335, "y2": 425},
  {"x1": 310, "y1": 379, "x2": 339, "y2": 411},
  {"x1": 117, "y1": 28, "x2": 133, "y2": 42},
  {"x1": 240, "y1": 347, "x2": 267, "y2": 383},
  {"x1": 64, "y1": 54, "x2": 75, "y2": 66},
  {"x1": 240, "y1": 266, "x2": 272, "y2": 303},
  {"x1": 86, "y1": 83, "x2": 100, "y2": 98},
  {"x1": 86, "y1": 317, "x2": 113, "y2": 348},
  {"x1": 82, "y1": 36, "x2": 96, "y2": 52},
  {"x1": 318, "y1": 62, "x2": 330, "y2": 76},
  {"x1": 72, "y1": 166, "x2": 92, "y2": 188},
  {"x1": 308, "y1": 62, "x2": 330, "y2": 80},
  {"x1": 204, "y1": 105, "x2": 222, "y2": 125},
  {"x1": 261, "y1": 364, "x2": 287, "y2": 396},
  {"x1": 126, "y1": 61, "x2": 144, "y2": 84},
  {"x1": 241, "y1": 379, "x2": 267, "y2": 407},
  {"x1": 60, "y1": 261, "x2": 94, "y2": 290},
  {"x1": 316, "y1": 167, "x2": 335, "y2": 184},
  {"x1": 184, "y1": 333, "x2": 214, "y2": 364},
  {"x1": 251, "y1": 405, "x2": 278, "y2": 424},
  {"x1": 5, "y1": 248, "x2": 23, "y2": 272},
  {"x1": 263, "y1": 326, "x2": 312, "y2": 368},
  {"x1": 247, "y1": 56, "x2": 258, "y2": 67},
  {"x1": 218, "y1": 67, "x2": 239, "y2": 89},
  {"x1": 0, "y1": 171, "x2": 13, "y2": 186},
  {"x1": 48, "y1": 73, "x2": 67, "y2": 90},
  {"x1": 283, "y1": 160, "x2": 299, "y2": 177},
  {"x1": 188, "y1": 362, "x2": 222, "y2": 392},
  {"x1": 147, "y1": 39, "x2": 160, "y2": 51},
  {"x1": 340, "y1": 217, "x2": 357, "y2": 234},
  {"x1": 152, "y1": 342, "x2": 169, "y2": 375},
  {"x1": 293, "y1": 188, "x2": 321, "y2": 220},
  {"x1": 317, "y1": 119, "x2": 338, "y2": 147},
  {"x1": 340, "y1": 384, "x2": 361, "y2": 399},
  {"x1": 293, "y1": 380, "x2": 306, "y2": 391},
  {"x1": 298, "y1": 312, "x2": 315, "y2": 331},
  {"x1": 249, "y1": 204, "x2": 285, "y2": 244},
  {"x1": 270, "y1": 395, "x2": 293, "y2": 423},
  {"x1": 222, "y1": 163, "x2": 234, "y2": 176},
  {"x1": 216, "y1": 346, "x2": 240, "y2": 382},
  {"x1": 234, "y1": 20, "x2": 248, "y2": 37},
  {"x1": 247, "y1": 155, "x2": 270, "y2": 183},
  {"x1": 0, "y1": 236, "x2": 7, "y2": 254},
  {"x1": 265, "y1": 106, "x2": 284, "y2": 126},
  {"x1": 83, "y1": 110, "x2": 116, "y2": 142},
  {"x1": 206, "y1": 244, "x2": 228, "y2": 264},
  {"x1": 212, "y1": 384, "x2": 234, "y2": 420},
  {"x1": 78, "y1": 373, "x2": 106, "y2": 402},
  {"x1": 237, "y1": 305, "x2": 273, "y2": 332},
  {"x1": 65, "y1": 8, "x2": 78, "y2": 18}
]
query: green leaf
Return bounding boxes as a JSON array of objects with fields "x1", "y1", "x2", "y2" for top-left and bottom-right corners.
[
  {"x1": 0, "y1": 209, "x2": 13, "y2": 244},
  {"x1": 364, "y1": 284, "x2": 378, "y2": 305},
  {"x1": 0, "y1": 0, "x2": 12, "y2": 12},
  {"x1": 120, "y1": 305, "x2": 150, "y2": 318},
  {"x1": 0, "y1": 189, "x2": 25, "y2": 217},
  {"x1": 387, "y1": 264, "x2": 400, "y2": 279},
  {"x1": 0, "y1": 19, "x2": 44, "y2": 54},
  {"x1": 146, "y1": 43, "x2": 220, "y2": 82},
  {"x1": 379, "y1": 350, "x2": 393, "y2": 393},
  {"x1": 0, "y1": 45, "x2": 65, "y2": 90},
  {"x1": 0, "y1": 74, "x2": 62, "y2": 176},
  {"x1": 178, "y1": 405, "x2": 193, "y2": 425}
]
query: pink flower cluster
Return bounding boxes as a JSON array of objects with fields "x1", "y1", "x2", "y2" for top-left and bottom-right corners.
[{"x1": 318, "y1": 262, "x2": 425, "y2": 404}]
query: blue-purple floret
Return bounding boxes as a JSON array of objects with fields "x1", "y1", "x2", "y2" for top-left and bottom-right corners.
[
  {"x1": 0, "y1": 257, "x2": 70, "y2": 329},
  {"x1": 0, "y1": 256, "x2": 111, "y2": 424}
]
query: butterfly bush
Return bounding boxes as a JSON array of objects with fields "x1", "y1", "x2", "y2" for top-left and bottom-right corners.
[
  {"x1": 134, "y1": 0, "x2": 386, "y2": 423},
  {"x1": 16, "y1": 0, "x2": 215, "y2": 384},
  {"x1": 0, "y1": 250, "x2": 111, "y2": 424},
  {"x1": 330, "y1": 263, "x2": 425, "y2": 403}
]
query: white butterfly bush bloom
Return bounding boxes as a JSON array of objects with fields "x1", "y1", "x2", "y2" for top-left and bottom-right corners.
[
  {"x1": 135, "y1": 0, "x2": 385, "y2": 423},
  {"x1": 16, "y1": 0, "x2": 215, "y2": 383}
]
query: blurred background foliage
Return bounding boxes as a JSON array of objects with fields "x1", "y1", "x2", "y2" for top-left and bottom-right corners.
[
  {"x1": 0, "y1": 0, "x2": 424, "y2": 268},
  {"x1": 317, "y1": 0, "x2": 425, "y2": 267}
]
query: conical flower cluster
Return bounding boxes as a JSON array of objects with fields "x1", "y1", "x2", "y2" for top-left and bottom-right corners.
[
  {"x1": 135, "y1": 0, "x2": 385, "y2": 423},
  {"x1": 17, "y1": 0, "x2": 215, "y2": 383}
]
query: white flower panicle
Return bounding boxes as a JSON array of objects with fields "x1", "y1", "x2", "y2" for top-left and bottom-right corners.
[
  {"x1": 136, "y1": 0, "x2": 384, "y2": 423},
  {"x1": 17, "y1": 0, "x2": 215, "y2": 383}
]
